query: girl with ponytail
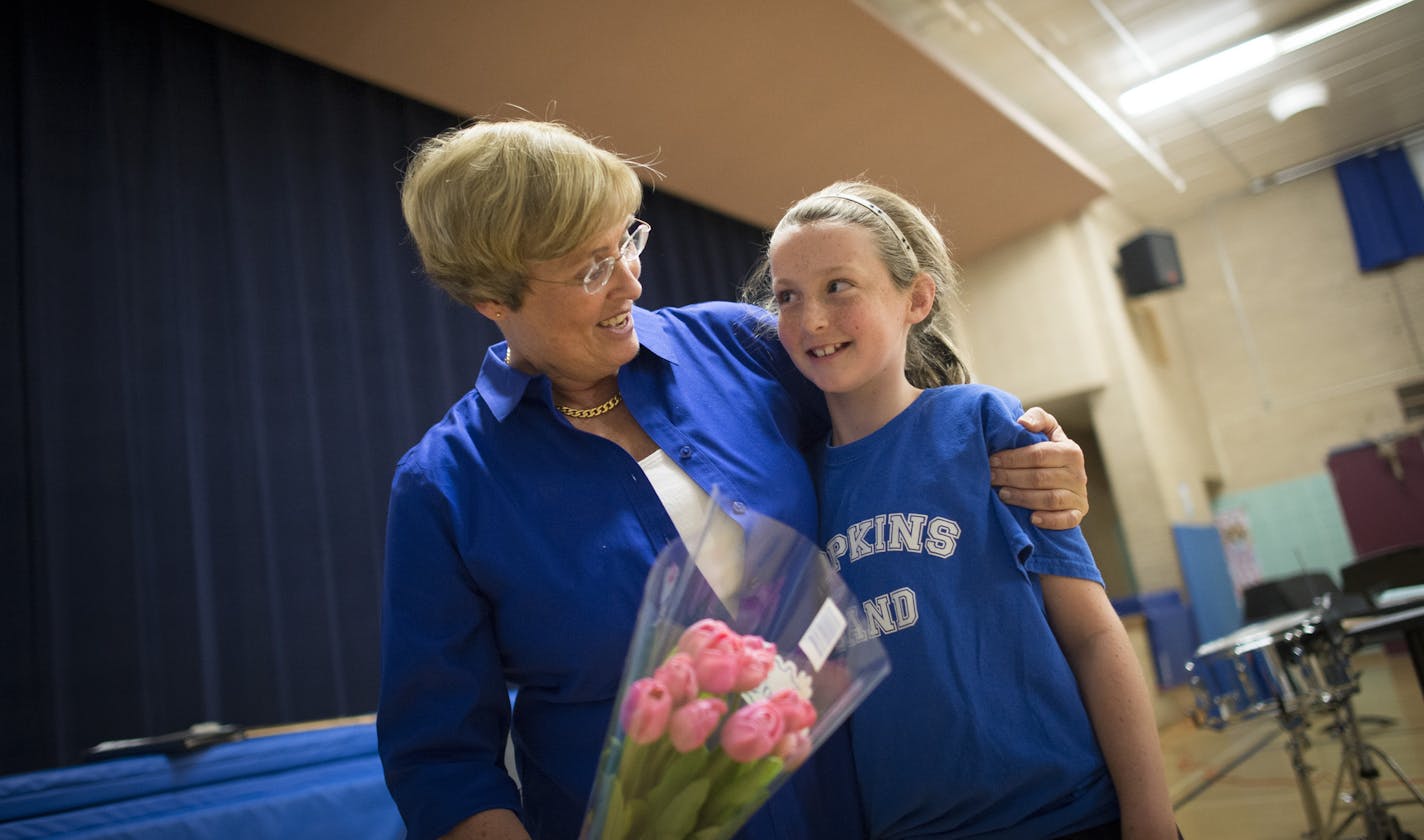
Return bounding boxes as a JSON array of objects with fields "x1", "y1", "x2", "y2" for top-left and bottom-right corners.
[{"x1": 745, "y1": 181, "x2": 1178, "y2": 840}]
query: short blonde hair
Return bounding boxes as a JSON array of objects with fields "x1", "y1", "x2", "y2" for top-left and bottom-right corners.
[{"x1": 400, "y1": 119, "x2": 645, "y2": 309}]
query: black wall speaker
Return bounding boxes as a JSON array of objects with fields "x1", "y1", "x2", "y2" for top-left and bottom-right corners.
[{"x1": 1117, "y1": 230, "x2": 1184, "y2": 297}]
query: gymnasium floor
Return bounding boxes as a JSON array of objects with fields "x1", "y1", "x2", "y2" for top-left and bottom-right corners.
[{"x1": 1162, "y1": 646, "x2": 1424, "y2": 838}]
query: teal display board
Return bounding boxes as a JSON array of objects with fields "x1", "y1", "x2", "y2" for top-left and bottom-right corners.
[{"x1": 1213, "y1": 473, "x2": 1354, "y2": 582}]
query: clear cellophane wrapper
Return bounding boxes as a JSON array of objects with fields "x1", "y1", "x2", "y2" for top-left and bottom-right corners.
[{"x1": 578, "y1": 497, "x2": 890, "y2": 840}]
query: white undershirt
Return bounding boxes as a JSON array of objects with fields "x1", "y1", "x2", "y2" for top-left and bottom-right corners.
[{"x1": 638, "y1": 448, "x2": 745, "y2": 609}]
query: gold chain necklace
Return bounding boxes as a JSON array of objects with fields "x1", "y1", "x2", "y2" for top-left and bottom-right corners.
[
  {"x1": 506, "y1": 347, "x2": 622, "y2": 419},
  {"x1": 556, "y1": 393, "x2": 622, "y2": 419}
]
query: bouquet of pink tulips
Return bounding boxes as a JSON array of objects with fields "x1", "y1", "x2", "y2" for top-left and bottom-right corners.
[{"x1": 579, "y1": 501, "x2": 890, "y2": 840}]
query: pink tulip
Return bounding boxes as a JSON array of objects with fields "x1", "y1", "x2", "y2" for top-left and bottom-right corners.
[
  {"x1": 693, "y1": 633, "x2": 744, "y2": 694},
  {"x1": 667, "y1": 697, "x2": 728, "y2": 752},
  {"x1": 733, "y1": 635, "x2": 777, "y2": 692},
  {"x1": 767, "y1": 689, "x2": 816, "y2": 731},
  {"x1": 620, "y1": 678, "x2": 672, "y2": 744},
  {"x1": 678, "y1": 619, "x2": 734, "y2": 659},
  {"x1": 720, "y1": 701, "x2": 785, "y2": 762},
  {"x1": 773, "y1": 730, "x2": 812, "y2": 771},
  {"x1": 654, "y1": 653, "x2": 700, "y2": 706}
]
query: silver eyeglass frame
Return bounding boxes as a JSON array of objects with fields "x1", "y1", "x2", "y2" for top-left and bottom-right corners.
[{"x1": 531, "y1": 218, "x2": 651, "y2": 295}]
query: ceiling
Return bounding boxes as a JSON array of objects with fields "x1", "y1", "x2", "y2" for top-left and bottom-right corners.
[
  {"x1": 153, "y1": 0, "x2": 1424, "y2": 258},
  {"x1": 863, "y1": 0, "x2": 1424, "y2": 224}
]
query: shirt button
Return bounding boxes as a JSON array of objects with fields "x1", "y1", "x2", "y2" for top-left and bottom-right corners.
[
  {"x1": 679, "y1": 446, "x2": 693, "y2": 459},
  {"x1": 731, "y1": 501, "x2": 747, "y2": 515}
]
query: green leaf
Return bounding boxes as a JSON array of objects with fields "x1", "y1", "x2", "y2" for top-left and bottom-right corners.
[
  {"x1": 645, "y1": 746, "x2": 710, "y2": 812},
  {"x1": 617, "y1": 737, "x2": 666, "y2": 802},
  {"x1": 648, "y1": 777, "x2": 711, "y2": 839},
  {"x1": 624, "y1": 798, "x2": 648, "y2": 839},
  {"x1": 601, "y1": 781, "x2": 630, "y2": 840},
  {"x1": 743, "y1": 756, "x2": 784, "y2": 790},
  {"x1": 613, "y1": 737, "x2": 640, "y2": 790},
  {"x1": 702, "y1": 756, "x2": 783, "y2": 828},
  {"x1": 702, "y1": 749, "x2": 738, "y2": 791}
]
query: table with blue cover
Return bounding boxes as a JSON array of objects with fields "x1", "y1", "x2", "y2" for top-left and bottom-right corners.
[{"x1": 0, "y1": 722, "x2": 402, "y2": 839}]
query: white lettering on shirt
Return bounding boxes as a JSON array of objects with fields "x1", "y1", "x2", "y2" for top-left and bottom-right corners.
[
  {"x1": 829, "y1": 512, "x2": 960, "y2": 564},
  {"x1": 825, "y1": 512, "x2": 954, "y2": 643},
  {"x1": 825, "y1": 536, "x2": 848, "y2": 572},
  {"x1": 853, "y1": 587, "x2": 919, "y2": 639}
]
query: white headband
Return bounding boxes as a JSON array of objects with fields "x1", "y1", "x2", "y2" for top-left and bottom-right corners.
[{"x1": 826, "y1": 192, "x2": 916, "y2": 264}]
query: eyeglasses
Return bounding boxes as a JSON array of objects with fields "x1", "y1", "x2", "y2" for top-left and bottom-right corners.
[{"x1": 533, "y1": 219, "x2": 651, "y2": 295}]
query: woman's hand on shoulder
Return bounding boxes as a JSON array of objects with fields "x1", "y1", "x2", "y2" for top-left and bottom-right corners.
[{"x1": 988, "y1": 406, "x2": 1088, "y2": 530}]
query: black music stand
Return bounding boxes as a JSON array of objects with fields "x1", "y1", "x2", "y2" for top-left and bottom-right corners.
[
  {"x1": 1241, "y1": 572, "x2": 1372, "y2": 624},
  {"x1": 1342, "y1": 544, "x2": 1424, "y2": 602},
  {"x1": 1340, "y1": 544, "x2": 1424, "y2": 699}
]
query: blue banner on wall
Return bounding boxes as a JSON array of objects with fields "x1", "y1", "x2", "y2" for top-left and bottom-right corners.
[{"x1": 1334, "y1": 145, "x2": 1424, "y2": 272}]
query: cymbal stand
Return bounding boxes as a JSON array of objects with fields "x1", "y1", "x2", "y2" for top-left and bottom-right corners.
[
  {"x1": 1318, "y1": 693, "x2": 1424, "y2": 840},
  {"x1": 1283, "y1": 707, "x2": 1328, "y2": 838},
  {"x1": 1278, "y1": 634, "x2": 1424, "y2": 839}
]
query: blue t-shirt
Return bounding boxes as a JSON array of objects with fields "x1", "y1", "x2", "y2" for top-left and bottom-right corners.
[
  {"x1": 812, "y1": 385, "x2": 1119, "y2": 839},
  {"x1": 378, "y1": 303, "x2": 862, "y2": 840}
]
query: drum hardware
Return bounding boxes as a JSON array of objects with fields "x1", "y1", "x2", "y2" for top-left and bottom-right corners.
[
  {"x1": 1184, "y1": 608, "x2": 1339, "y2": 730},
  {"x1": 1316, "y1": 697, "x2": 1424, "y2": 840},
  {"x1": 1185, "y1": 604, "x2": 1424, "y2": 839},
  {"x1": 1282, "y1": 705, "x2": 1327, "y2": 838}
]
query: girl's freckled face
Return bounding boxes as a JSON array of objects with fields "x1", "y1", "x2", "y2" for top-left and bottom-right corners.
[{"x1": 769, "y1": 223, "x2": 917, "y2": 398}]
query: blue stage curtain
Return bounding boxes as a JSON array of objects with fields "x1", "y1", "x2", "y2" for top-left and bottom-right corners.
[
  {"x1": 3, "y1": 0, "x2": 767, "y2": 775},
  {"x1": 1334, "y1": 145, "x2": 1424, "y2": 272}
]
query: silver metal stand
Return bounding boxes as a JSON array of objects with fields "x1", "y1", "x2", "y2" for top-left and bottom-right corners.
[
  {"x1": 1186, "y1": 603, "x2": 1424, "y2": 839},
  {"x1": 1282, "y1": 709, "x2": 1327, "y2": 838},
  {"x1": 1278, "y1": 634, "x2": 1424, "y2": 840},
  {"x1": 1313, "y1": 695, "x2": 1424, "y2": 840}
]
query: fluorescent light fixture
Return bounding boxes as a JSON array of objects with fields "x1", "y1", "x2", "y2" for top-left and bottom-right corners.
[
  {"x1": 1120, "y1": 35, "x2": 1277, "y2": 115},
  {"x1": 1118, "y1": 0, "x2": 1415, "y2": 116},
  {"x1": 1279, "y1": 0, "x2": 1414, "y2": 51}
]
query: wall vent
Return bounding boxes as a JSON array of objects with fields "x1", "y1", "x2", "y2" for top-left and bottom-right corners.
[{"x1": 1399, "y1": 380, "x2": 1424, "y2": 421}]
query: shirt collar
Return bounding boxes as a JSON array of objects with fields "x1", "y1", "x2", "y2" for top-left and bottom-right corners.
[
  {"x1": 631, "y1": 306, "x2": 680, "y2": 366},
  {"x1": 475, "y1": 306, "x2": 680, "y2": 422},
  {"x1": 474, "y1": 343, "x2": 532, "y2": 422}
]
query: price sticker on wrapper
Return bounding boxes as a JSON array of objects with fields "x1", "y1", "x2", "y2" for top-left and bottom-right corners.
[
  {"x1": 798, "y1": 597, "x2": 847, "y2": 672},
  {"x1": 739, "y1": 598, "x2": 846, "y2": 705}
]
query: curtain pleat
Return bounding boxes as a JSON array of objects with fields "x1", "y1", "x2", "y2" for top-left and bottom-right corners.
[{"x1": 2, "y1": 0, "x2": 53, "y2": 780}]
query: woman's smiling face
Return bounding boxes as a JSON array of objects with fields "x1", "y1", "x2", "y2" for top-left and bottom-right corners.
[{"x1": 497, "y1": 218, "x2": 645, "y2": 391}]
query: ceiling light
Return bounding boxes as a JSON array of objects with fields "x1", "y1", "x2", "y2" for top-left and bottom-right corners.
[
  {"x1": 1279, "y1": 0, "x2": 1414, "y2": 51},
  {"x1": 1268, "y1": 81, "x2": 1330, "y2": 122},
  {"x1": 1119, "y1": 35, "x2": 1278, "y2": 116},
  {"x1": 1118, "y1": 0, "x2": 1414, "y2": 116}
]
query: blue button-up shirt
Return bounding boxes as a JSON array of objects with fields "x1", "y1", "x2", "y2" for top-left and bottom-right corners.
[{"x1": 378, "y1": 302, "x2": 856, "y2": 839}]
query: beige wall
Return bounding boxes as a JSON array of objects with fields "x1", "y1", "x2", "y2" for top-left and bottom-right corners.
[
  {"x1": 955, "y1": 223, "x2": 1111, "y2": 401},
  {"x1": 1071, "y1": 423, "x2": 1135, "y2": 599},
  {"x1": 951, "y1": 164, "x2": 1424, "y2": 594},
  {"x1": 1168, "y1": 170, "x2": 1424, "y2": 491},
  {"x1": 956, "y1": 202, "x2": 1214, "y2": 593}
]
